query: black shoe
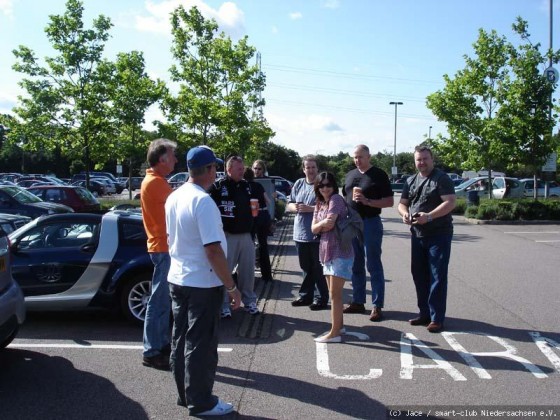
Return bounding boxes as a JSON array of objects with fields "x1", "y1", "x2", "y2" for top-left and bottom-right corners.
[
  {"x1": 409, "y1": 316, "x2": 431, "y2": 326},
  {"x1": 291, "y1": 297, "x2": 312, "y2": 307},
  {"x1": 309, "y1": 300, "x2": 328, "y2": 311},
  {"x1": 142, "y1": 354, "x2": 170, "y2": 371}
]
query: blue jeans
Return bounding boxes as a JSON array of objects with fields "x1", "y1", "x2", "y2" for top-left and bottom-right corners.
[
  {"x1": 169, "y1": 284, "x2": 222, "y2": 415},
  {"x1": 351, "y1": 216, "x2": 385, "y2": 308},
  {"x1": 410, "y1": 234, "x2": 452, "y2": 323},
  {"x1": 143, "y1": 252, "x2": 171, "y2": 357}
]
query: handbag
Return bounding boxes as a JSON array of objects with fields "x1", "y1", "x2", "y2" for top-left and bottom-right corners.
[{"x1": 335, "y1": 200, "x2": 364, "y2": 247}]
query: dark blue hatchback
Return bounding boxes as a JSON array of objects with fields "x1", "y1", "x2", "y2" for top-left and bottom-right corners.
[{"x1": 8, "y1": 211, "x2": 153, "y2": 324}]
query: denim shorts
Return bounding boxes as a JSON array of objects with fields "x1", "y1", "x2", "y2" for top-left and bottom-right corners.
[{"x1": 322, "y1": 257, "x2": 353, "y2": 280}]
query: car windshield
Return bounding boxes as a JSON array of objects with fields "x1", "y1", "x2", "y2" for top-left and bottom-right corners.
[
  {"x1": 1, "y1": 186, "x2": 43, "y2": 203},
  {"x1": 455, "y1": 179, "x2": 475, "y2": 189}
]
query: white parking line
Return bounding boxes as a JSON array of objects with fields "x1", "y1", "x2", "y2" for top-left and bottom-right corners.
[
  {"x1": 9, "y1": 343, "x2": 233, "y2": 352},
  {"x1": 504, "y1": 231, "x2": 559, "y2": 234},
  {"x1": 535, "y1": 240, "x2": 560, "y2": 243}
]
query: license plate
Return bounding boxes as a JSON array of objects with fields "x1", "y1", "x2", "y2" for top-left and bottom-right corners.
[{"x1": 0, "y1": 257, "x2": 5, "y2": 272}]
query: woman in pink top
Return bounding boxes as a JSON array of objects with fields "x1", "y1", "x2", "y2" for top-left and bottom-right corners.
[{"x1": 311, "y1": 172, "x2": 354, "y2": 343}]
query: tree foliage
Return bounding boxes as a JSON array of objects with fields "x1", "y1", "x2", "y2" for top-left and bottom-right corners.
[
  {"x1": 163, "y1": 5, "x2": 274, "y2": 157},
  {"x1": 12, "y1": 0, "x2": 114, "y2": 174},
  {"x1": 427, "y1": 18, "x2": 560, "y2": 186}
]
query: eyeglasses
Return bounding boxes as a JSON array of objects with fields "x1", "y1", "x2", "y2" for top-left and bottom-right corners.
[{"x1": 319, "y1": 183, "x2": 333, "y2": 189}]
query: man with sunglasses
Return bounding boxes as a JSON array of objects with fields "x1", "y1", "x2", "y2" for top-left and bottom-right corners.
[{"x1": 343, "y1": 144, "x2": 394, "y2": 322}]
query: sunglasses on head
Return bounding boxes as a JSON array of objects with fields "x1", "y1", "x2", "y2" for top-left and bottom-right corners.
[{"x1": 319, "y1": 183, "x2": 333, "y2": 189}]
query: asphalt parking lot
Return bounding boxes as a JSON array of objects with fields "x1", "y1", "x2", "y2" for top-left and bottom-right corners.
[{"x1": 3, "y1": 204, "x2": 560, "y2": 419}]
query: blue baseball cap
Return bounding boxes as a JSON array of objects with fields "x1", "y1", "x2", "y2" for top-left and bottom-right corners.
[{"x1": 186, "y1": 146, "x2": 223, "y2": 170}]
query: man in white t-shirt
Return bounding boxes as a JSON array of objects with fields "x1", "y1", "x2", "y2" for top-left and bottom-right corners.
[{"x1": 166, "y1": 145, "x2": 242, "y2": 417}]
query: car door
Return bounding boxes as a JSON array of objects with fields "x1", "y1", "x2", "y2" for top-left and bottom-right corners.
[
  {"x1": 492, "y1": 177, "x2": 507, "y2": 199},
  {"x1": 11, "y1": 220, "x2": 99, "y2": 297}
]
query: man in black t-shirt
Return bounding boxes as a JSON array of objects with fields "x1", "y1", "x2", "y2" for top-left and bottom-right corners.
[
  {"x1": 209, "y1": 156, "x2": 259, "y2": 319},
  {"x1": 343, "y1": 144, "x2": 394, "y2": 322},
  {"x1": 398, "y1": 145, "x2": 456, "y2": 333}
]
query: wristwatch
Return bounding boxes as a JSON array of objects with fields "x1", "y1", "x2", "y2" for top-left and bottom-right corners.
[{"x1": 426, "y1": 214, "x2": 433, "y2": 223}]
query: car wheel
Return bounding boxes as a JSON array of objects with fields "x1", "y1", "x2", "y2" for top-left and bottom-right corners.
[
  {"x1": 120, "y1": 274, "x2": 151, "y2": 325},
  {"x1": 0, "y1": 326, "x2": 19, "y2": 350}
]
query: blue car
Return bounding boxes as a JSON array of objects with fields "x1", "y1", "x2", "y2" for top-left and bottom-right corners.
[
  {"x1": 0, "y1": 226, "x2": 26, "y2": 349},
  {"x1": 8, "y1": 211, "x2": 153, "y2": 324}
]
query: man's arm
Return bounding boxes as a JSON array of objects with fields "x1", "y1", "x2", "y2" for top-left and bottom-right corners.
[
  {"x1": 398, "y1": 197, "x2": 412, "y2": 225},
  {"x1": 204, "y1": 243, "x2": 241, "y2": 309},
  {"x1": 411, "y1": 194, "x2": 456, "y2": 225},
  {"x1": 355, "y1": 195, "x2": 394, "y2": 208}
]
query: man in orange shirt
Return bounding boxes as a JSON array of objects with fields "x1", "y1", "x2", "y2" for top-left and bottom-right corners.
[{"x1": 141, "y1": 138, "x2": 177, "y2": 370}]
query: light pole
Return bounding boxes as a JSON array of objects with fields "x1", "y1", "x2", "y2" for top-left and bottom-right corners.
[
  {"x1": 389, "y1": 101, "x2": 403, "y2": 179},
  {"x1": 428, "y1": 125, "x2": 432, "y2": 140}
]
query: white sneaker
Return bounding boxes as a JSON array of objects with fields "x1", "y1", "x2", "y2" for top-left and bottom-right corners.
[
  {"x1": 319, "y1": 328, "x2": 346, "y2": 337},
  {"x1": 220, "y1": 307, "x2": 232, "y2": 319},
  {"x1": 197, "y1": 399, "x2": 234, "y2": 416},
  {"x1": 244, "y1": 302, "x2": 259, "y2": 315}
]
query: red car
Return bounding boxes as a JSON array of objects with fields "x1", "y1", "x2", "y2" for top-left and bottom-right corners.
[{"x1": 26, "y1": 185, "x2": 101, "y2": 213}]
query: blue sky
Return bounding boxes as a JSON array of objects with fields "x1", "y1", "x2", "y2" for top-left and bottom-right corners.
[{"x1": 1, "y1": 0, "x2": 558, "y2": 158}]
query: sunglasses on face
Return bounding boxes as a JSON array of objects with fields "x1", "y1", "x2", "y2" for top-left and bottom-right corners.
[
  {"x1": 319, "y1": 183, "x2": 333, "y2": 189},
  {"x1": 253, "y1": 167, "x2": 263, "y2": 171}
]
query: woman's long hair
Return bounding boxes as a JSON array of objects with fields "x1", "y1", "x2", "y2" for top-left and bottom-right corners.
[{"x1": 314, "y1": 171, "x2": 338, "y2": 203}]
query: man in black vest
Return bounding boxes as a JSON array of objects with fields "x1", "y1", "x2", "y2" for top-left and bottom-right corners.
[
  {"x1": 398, "y1": 145, "x2": 456, "y2": 333},
  {"x1": 209, "y1": 156, "x2": 259, "y2": 319}
]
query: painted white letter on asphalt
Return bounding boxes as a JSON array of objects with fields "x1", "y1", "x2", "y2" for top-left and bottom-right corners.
[
  {"x1": 400, "y1": 333, "x2": 466, "y2": 381},
  {"x1": 316, "y1": 331, "x2": 382, "y2": 380},
  {"x1": 442, "y1": 332, "x2": 547, "y2": 379},
  {"x1": 530, "y1": 331, "x2": 560, "y2": 374}
]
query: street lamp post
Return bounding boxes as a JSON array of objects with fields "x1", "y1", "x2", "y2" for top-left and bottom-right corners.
[
  {"x1": 389, "y1": 101, "x2": 403, "y2": 180},
  {"x1": 428, "y1": 125, "x2": 432, "y2": 140}
]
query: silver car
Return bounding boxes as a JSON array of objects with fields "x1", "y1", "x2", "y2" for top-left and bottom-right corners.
[
  {"x1": 519, "y1": 179, "x2": 560, "y2": 198},
  {"x1": 0, "y1": 227, "x2": 26, "y2": 349},
  {"x1": 455, "y1": 176, "x2": 523, "y2": 199}
]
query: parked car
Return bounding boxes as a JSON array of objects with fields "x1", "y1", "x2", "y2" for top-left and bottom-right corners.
[
  {"x1": 168, "y1": 172, "x2": 189, "y2": 189},
  {"x1": 91, "y1": 177, "x2": 116, "y2": 195},
  {"x1": 27, "y1": 185, "x2": 101, "y2": 213},
  {"x1": 518, "y1": 179, "x2": 560, "y2": 198},
  {"x1": 454, "y1": 176, "x2": 523, "y2": 199},
  {"x1": 0, "y1": 213, "x2": 31, "y2": 234},
  {"x1": 123, "y1": 177, "x2": 143, "y2": 191},
  {"x1": 72, "y1": 179, "x2": 106, "y2": 197},
  {"x1": 268, "y1": 176, "x2": 293, "y2": 196},
  {"x1": 71, "y1": 172, "x2": 124, "y2": 194},
  {"x1": 8, "y1": 211, "x2": 153, "y2": 324},
  {"x1": 0, "y1": 185, "x2": 74, "y2": 219},
  {"x1": 0, "y1": 226, "x2": 26, "y2": 349}
]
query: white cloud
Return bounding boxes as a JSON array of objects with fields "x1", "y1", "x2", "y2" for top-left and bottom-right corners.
[
  {"x1": 322, "y1": 0, "x2": 340, "y2": 9},
  {"x1": 134, "y1": 0, "x2": 245, "y2": 38},
  {"x1": 289, "y1": 12, "x2": 303, "y2": 20},
  {"x1": 0, "y1": 0, "x2": 13, "y2": 18}
]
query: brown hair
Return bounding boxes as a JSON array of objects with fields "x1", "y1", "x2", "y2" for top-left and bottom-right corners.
[{"x1": 314, "y1": 171, "x2": 338, "y2": 203}]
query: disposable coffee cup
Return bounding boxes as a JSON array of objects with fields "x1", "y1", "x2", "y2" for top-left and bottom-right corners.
[
  {"x1": 353, "y1": 186, "x2": 362, "y2": 201},
  {"x1": 250, "y1": 199, "x2": 259, "y2": 217}
]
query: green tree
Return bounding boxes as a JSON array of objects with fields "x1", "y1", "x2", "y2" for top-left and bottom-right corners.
[
  {"x1": 108, "y1": 51, "x2": 165, "y2": 198},
  {"x1": 427, "y1": 28, "x2": 511, "y2": 197},
  {"x1": 163, "y1": 5, "x2": 273, "y2": 157},
  {"x1": 427, "y1": 19, "x2": 560, "y2": 197},
  {"x1": 12, "y1": 0, "x2": 114, "y2": 182},
  {"x1": 499, "y1": 18, "x2": 560, "y2": 193}
]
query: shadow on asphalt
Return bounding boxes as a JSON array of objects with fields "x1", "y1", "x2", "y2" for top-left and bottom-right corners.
[
  {"x1": 0, "y1": 349, "x2": 148, "y2": 419},
  {"x1": 217, "y1": 366, "x2": 386, "y2": 419}
]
